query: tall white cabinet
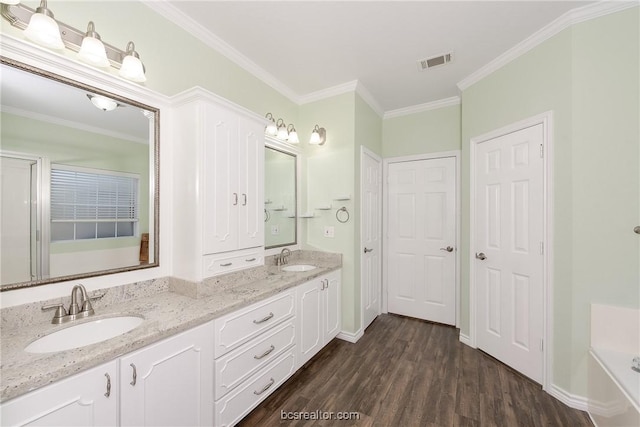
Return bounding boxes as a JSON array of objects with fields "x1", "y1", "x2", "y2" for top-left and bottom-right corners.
[{"x1": 173, "y1": 89, "x2": 265, "y2": 281}]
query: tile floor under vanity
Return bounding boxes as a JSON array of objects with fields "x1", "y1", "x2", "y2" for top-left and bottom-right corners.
[{"x1": 239, "y1": 314, "x2": 593, "y2": 427}]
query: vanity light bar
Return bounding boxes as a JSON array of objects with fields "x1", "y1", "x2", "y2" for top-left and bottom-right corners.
[{"x1": 1, "y1": 3, "x2": 144, "y2": 76}]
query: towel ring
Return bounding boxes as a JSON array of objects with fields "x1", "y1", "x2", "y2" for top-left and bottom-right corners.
[{"x1": 336, "y1": 206, "x2": 350, "y2": 223}]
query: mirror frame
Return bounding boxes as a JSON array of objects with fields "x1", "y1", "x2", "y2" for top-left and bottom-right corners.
[
  {"x1": 264, "y1": 137, "x2": 300, "y2": 252},
  {"x1": 0, "y1": 56, "x2": 160, "y2": 291}
]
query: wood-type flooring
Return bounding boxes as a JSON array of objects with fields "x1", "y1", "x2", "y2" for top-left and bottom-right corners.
[{"x1": 239, "y1": 314, "x2": 593, "y2": 427}]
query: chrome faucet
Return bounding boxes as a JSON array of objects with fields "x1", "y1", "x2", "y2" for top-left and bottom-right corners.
[
  {"x1": 276, "y1": 248, "x2": 291, "y2": 266},
  {"x1": 42, "y1": 283, "x2": 96, "y2": 324}
]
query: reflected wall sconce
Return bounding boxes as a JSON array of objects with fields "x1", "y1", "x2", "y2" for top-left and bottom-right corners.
[
  {"x1": 309, "y1": 125, "x2": 327, "y2": 146},
  {"x1": 1, "y1": 0, "x2": 147, "y2": 83}
]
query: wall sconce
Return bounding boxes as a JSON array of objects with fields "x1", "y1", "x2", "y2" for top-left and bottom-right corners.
[
  {"x1": 286, "y1": 124, "x2": 299, "y2": 144},
  {"x1": 276, "y1": 118, "x2": 289, "y2": 140},
  {"x1": 265, "y1": 113, "x2": 277, "y2": 136},
  {"x1": 1, "y1": 1, "x2": 147, "y2": 83},
  {"x1": 309, "y1": 125, "x2": 327, "y2": 145}
]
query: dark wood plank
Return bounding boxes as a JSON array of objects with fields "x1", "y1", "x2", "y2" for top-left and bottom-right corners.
[{"x1": 238, "y1": 314, "x2": 592, "y2": 427}]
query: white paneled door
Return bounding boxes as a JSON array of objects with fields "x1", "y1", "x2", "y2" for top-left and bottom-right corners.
[
  {"x1": 387, "y1": 157, "x2": 456, "y2": 325},
  {"x1": 474, "y1": 124, "x2": 544, "y2": 383},
  {"x1": 361, "y1": 149, "x2": 382, "y2": 330}
]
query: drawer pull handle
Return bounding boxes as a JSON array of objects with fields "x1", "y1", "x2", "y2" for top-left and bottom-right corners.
[
  {"x1": 220, "y1": 262, "x2": 233, "y2": 267},
  {"x1": 253, "y1": 312, "x2": 274, "y2": 324},
  {"x1": 253, "y1": 377, "x2": 275, "y2": 395},
  {"x1": 130, "y1": 363, "x2": 137, "y2": 386},
  {"x1": 245, "y1": 258, "x2": 256, "y2": 262},
  {"x1": 233, "y1": 193, "x2": 238, "y2": 206},
  {"x1": 254, "y1": 345, "x2": 275, "y2": 360},
  {"x1": 242, "y1": 193, "x2": 247, "y2": 206},
  {"x1": 104, "y1": 373, "x2": 111, "y2": 397}
]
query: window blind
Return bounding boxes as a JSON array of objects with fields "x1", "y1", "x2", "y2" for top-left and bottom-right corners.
[{"x1": 50, "y1": 167, "x2": 139, "y2": 241}]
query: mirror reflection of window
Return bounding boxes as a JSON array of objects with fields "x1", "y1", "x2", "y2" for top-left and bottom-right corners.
[{"x1": 264, "y1": 146, "x2": 297, "y2": 249}]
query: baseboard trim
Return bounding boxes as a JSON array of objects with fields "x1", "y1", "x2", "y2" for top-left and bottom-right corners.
[
  {"x1": 459, "y1": 332, "x2": 474, "y2": 348},
  {"x1": 547, "y1": 384, "x2": 589, "y2": 412},
  {"x1": 337, "y1": 329, "x2": 364, "y2": 344}
]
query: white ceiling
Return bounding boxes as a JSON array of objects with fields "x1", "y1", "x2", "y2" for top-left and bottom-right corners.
[{"x1": 164, "y1": 0, "x2": 594, "y2": 113}]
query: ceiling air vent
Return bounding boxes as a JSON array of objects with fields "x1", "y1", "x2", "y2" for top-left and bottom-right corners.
[{"x1": 417, "y1": 52, "x2": 453, "y2": 71}]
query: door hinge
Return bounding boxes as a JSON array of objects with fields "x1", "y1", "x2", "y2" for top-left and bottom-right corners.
[
  {"x1": 539, "y1": 242, "x2": 544, "y2": 255},
  {"x1": 540, "y1": 339, "x2": 544, "y2": 351},
  {"x1": 540, "y1": 144, "x2": 544, "y2": 158}
]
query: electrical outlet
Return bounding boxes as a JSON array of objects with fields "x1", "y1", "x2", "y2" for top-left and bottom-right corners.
[
  {"x1": 271, "y1": 225, "x2": 279, "y2": 235},
  {"x1": 323, "y1": 226, "x2": 335, "y2": 238}
]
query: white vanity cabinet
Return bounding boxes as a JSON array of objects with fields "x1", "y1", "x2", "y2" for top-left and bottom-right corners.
[
  {"x1": 119, "y1": 322, "x2": 214, "y2": 427},
  {"x1": 213, "y1": 289, "x2": 297, "y2": 426},
  {"x1": 0, "y1": 361, "x2": 117, "y2": 427},
  {"x1": 297, "y1": 269, "x2": 342, "y2": 367},
  {"x1": 173, "y1": 89, "x2": 265, "y2": 282},
  {"x1": 1, "y1": 323, "x2": 214, "y2": 427}
]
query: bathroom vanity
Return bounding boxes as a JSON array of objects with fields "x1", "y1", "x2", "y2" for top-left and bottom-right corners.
[{"x1": 0, "y1": 252, "x2": 342, "y2": 426}]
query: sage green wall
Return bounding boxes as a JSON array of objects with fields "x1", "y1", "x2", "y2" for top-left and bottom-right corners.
[
  {"x1": 2, "y1": 1, "x2": 298, "y2": 121},
  {"x1": 569, "y1": 8, "x2": 639, "y2": 394},
  {"x1": 298, "y1": 93, "x2": 358, "y2": 333},
  {"x1": 461, "y1": 7, "x2": 639, "y2": 396},
  {"x1": 1, "y1": 111, "x2": 149, "y2": 254},
  {"x1": 382, "y1": 104, "x2": 461, "y2": 157},
  {"x1": 353, "y1": 93, "x2": 383, "y2": 332}
]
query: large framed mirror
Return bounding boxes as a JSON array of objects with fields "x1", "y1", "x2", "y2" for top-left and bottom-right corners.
[
  {"x1": 0, "y1": 58, "x2": 159, "y2": 291},
  {"x1": 264, "y1": 142, "x2": 297, "y2": 249}
]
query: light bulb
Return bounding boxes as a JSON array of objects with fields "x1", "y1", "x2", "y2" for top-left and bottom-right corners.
[
  {"x1": 23, "y1": 2, "x2": 64, "y2": 50},
  {"x1": 78, "y1": 22, "x2": 110, "y2": 68}
]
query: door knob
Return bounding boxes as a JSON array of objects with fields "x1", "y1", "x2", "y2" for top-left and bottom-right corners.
[
  {"x1": 364, "y1": 247, "x2": 373, "y2": 253},
  {"x1": 475, "y1": 252, "x2": 487, "y2": 261},
  {"x1": 440, "y1": 246, "x2": 454, "y2": 252}
]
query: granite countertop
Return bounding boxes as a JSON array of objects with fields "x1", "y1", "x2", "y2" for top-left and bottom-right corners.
[{"x1": 0, "y1": 251, "x2": 341, "y2": 402}]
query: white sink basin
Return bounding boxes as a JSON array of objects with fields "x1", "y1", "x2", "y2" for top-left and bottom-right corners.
[
  {"x1": 25, "y1": 316, "x2": 144, "y2": 353},
  {"x1": 282, "y1": 264, "x2": 317, "y2": 272}
]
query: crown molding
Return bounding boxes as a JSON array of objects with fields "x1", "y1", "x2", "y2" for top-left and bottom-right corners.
[
  {"x1": 1, "y1": 105, "x2": 148, "y2": 144},
  {"x1": 355, "y1": 81, "x2": 384, "y2": 118},
  {"x1": 383, "y1": 96, "x2": 460, "y2": 120},
  {"x1": 298, "y1": 80, "x2": 359, "y2": 105},
  {"x1": 457, "y1": 1, "x2": 639, "y2": 91},
  {"x1": 141, "y1": 0, "x2": 301, "y2": 105}
]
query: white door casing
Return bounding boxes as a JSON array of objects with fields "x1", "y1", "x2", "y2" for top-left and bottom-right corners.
[
  {"x1": 473, "y1": 122, "x2": 545, "y2": 384},
  {"x1": 387, "y1": 156, "x2": 457, "y2": 325},
  {"x1": 361, "y1": 147, "x2": 382, "y2": 330}
]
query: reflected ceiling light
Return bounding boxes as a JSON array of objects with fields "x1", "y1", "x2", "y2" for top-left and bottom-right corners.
[
  {"x1": 23, "y1": 0, "x2": 64, "y2": 50},
  {"x1": 276, "y1": 118, "x2": 288, "y2": 140},
  {"x1": 119, "y1": 41, "x2": 146, "y2": 83},
  {"x1": 1, "y1": 2, "x2": 147, "y2": 83},
  {"x1": 309, "y1": 125, "x2": 326, "y2": 145},
  {"x1": 78, "y1": 21, "x2": 109, "y2": 68},
  {"x1": 87, "y1": 94, "x2": 120, "y2": 112},
  {"x1": 286, "y1": 124, "x2": 299, "y2": 144},
  {"x1": 265, "y1": 113, "x2": 277, "y2": 136}
]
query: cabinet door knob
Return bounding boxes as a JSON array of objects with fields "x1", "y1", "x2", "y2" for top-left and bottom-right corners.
[
  {"x1": 104, "y1": 373, "x2": 111, "y2": 397},
  {"x1": 130, "y1": 363, "x2": 137, "y2": 386},
  {"x1": 364, "y1": 247, "x2": 373, "y2": 253},
  {"x1": 440, "y1": 246, "x2": 454, "y2": 252},
  {"x1": 475, "y1": 252, "x2": 487, "y2": 261}
]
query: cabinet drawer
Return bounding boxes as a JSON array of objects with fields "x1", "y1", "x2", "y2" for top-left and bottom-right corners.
[
  {"x1": 215, "y1": 349, "x2": 296, "y2": 427},
  {"x1": 203, "y1": 249, "x2": 263, "y2": 278},
  {"x1": 215, "y1": 320, "x2": 295, "y2": 400},
  {"x1": 214, "y1": 291, "x2": 294, "y2": 358}
]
